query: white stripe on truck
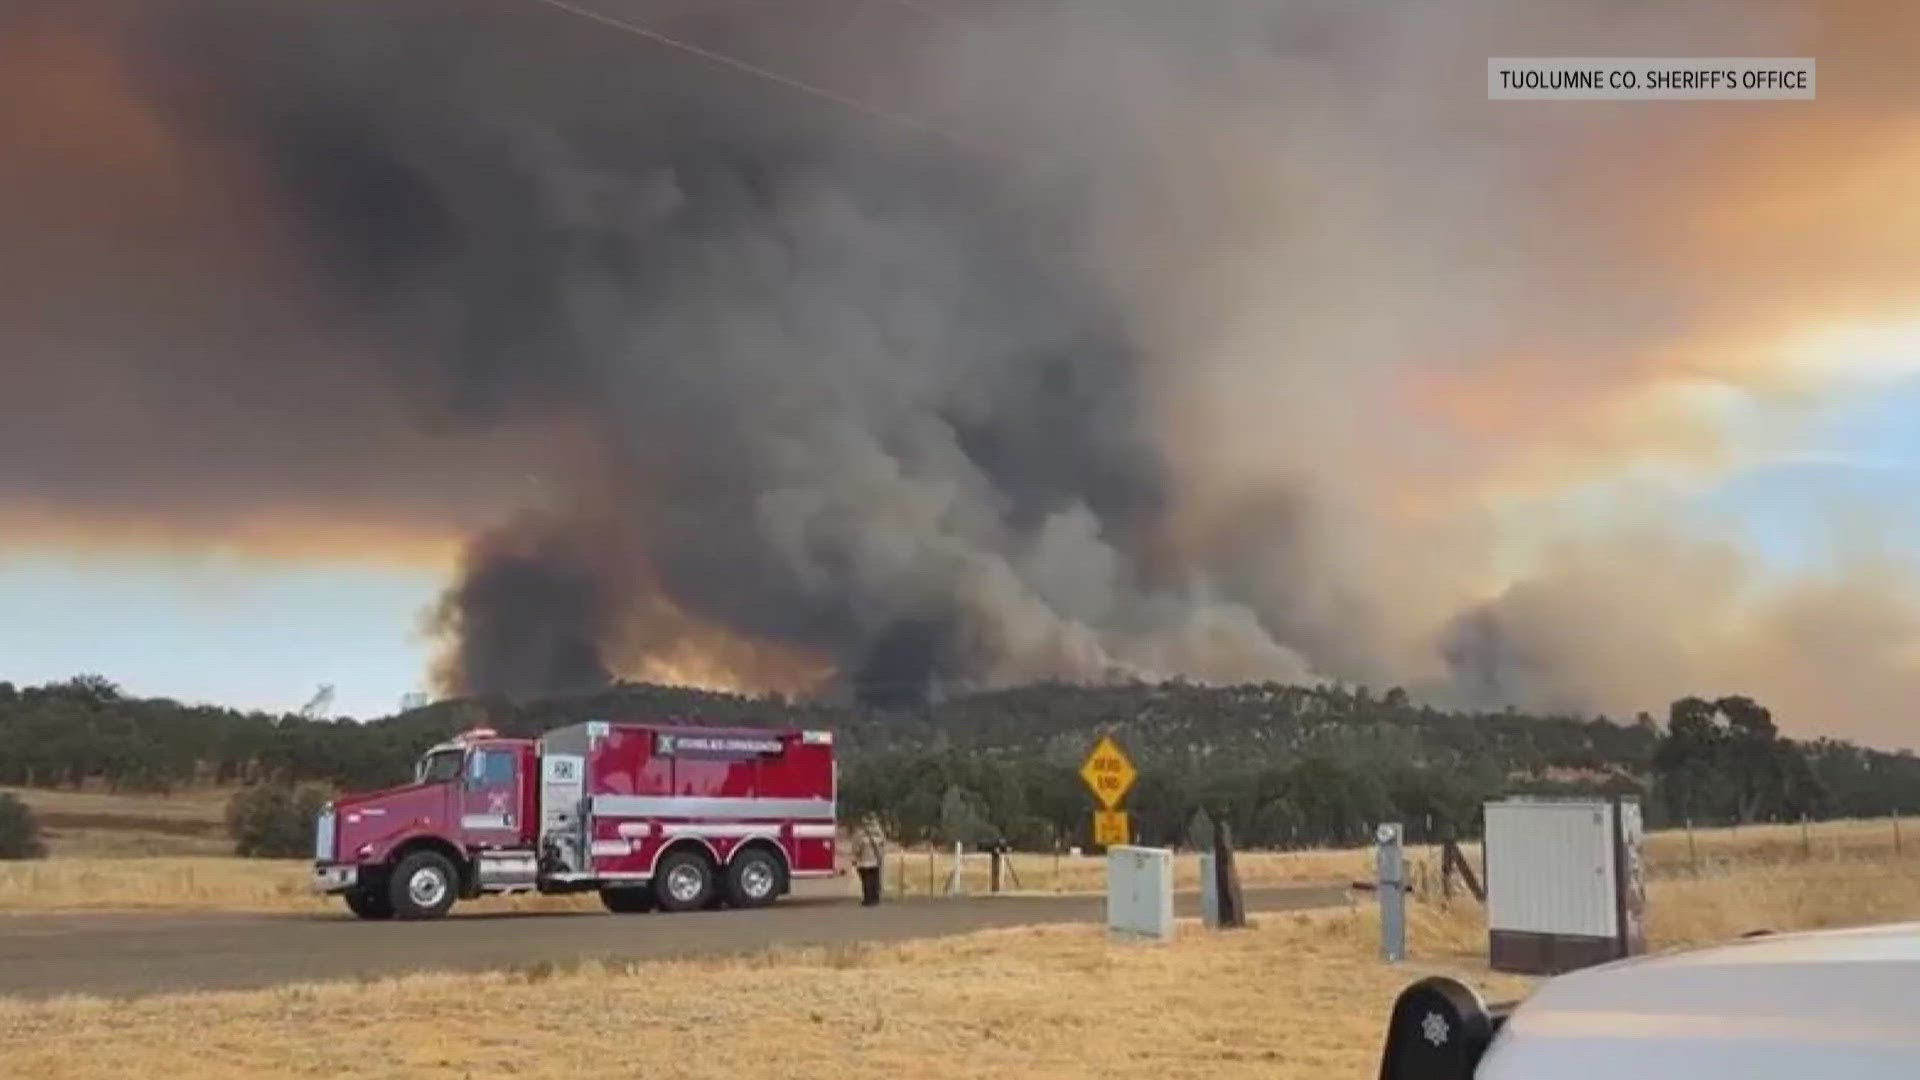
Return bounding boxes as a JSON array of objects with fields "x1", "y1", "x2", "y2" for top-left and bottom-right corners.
[
  {"x1": 611, "y1": 821, "x2": 837, "y2": 841},
  {"x1": 591, "y1": 795, "x2": 834, "y2": 820},
  {"x1": 660, "y1": 823, "x2": 770, "y2": 840}
]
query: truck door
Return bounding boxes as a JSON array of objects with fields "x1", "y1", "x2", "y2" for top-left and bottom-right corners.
[{"x1": 461, "y1": 745, "x2": 523, "y2": 849}]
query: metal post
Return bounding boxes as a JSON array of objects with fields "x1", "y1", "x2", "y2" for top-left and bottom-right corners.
[
  {"x1": 1895, "y1": 813, "x2": 1903, "y2": 855},
  {"x1": 1376, "y1": 822, "x2": 1406, "y2": 962},
  {"x1": 1802, "y1": 815, "x2": 1811, "y2": 859},
  {"x1": 944, "y1": 840, "x2": 965, "y2": 895},
  {"x1": 1686, "y1": 819, "x2": 1699, "y2": 876}
]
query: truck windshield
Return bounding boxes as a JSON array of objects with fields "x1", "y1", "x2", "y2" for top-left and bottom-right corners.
[{"x1": 417, "y1": 750, "x2": 463, "y2": 784}]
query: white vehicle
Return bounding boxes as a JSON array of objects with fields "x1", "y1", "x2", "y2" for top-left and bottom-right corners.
[{"x1": 1381, "y1": 921, "x2": 1920, "y2": 1079}]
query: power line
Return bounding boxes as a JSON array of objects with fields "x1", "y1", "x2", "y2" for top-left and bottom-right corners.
[
  {"x1": 524, "y1": 0, "x2": 971, "y2": 147},
  {"x1": 869, "y1": 0, "x2": 968, "y2": 26}
]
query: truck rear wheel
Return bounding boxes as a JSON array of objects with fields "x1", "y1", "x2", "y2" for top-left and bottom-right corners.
[
  {"x1": 726, "y1": 848, "x2": 784, "y2": 908},
  {"x1": 388, "y1": 850, "x2": 458, "y2": 921},
  {"x1": 344, "y1": 886, "x2": 393, "y2": 920},
  {"x1": 599, "y1": 886, "x2": 655, "y2": 914},
  {"x1": 652, "y1": 849, "x2": 716, "y2": 912}
]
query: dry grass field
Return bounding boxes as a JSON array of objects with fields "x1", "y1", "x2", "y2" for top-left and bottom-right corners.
[
  {"x1": 3, "y1": 858, "x2": 1917, "y2": 1080},
  {"x1": 0, "y1": 786, "x2": 234, "y2": 823},
  {"x1": 1, "y1": 786, "x2": 234, "y2": 858}
]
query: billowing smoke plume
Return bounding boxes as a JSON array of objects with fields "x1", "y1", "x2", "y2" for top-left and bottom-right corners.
[{"x1": 7, "y1": 0, "x2": 1920, "y2": 740}]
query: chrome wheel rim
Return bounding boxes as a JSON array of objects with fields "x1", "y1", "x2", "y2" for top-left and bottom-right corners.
[
  {"x1": 666, "y1": 864, "x2": 705, "y2": 903},
  {"x1": 741, "y1": 860, "x2": 775, "y2": 899},
  {"x1": 408, "y1": 866, "x2": 448, "y2": 908}
]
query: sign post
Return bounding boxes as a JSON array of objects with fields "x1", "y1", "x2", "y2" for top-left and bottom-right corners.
[
  {"x1": 1377, "y1": 822, "x2": 1406, "y2": 962},
  {"x1": 1080, "y1": 736, "x2": 1137, "y2": 849}
]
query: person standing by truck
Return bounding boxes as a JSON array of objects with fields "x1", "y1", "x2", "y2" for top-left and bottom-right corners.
[{"x1": 852, "y1": 813, "x2": 887, "y2": 906}]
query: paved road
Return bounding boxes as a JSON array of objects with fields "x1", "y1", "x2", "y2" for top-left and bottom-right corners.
[{"x1": 0, "y1": 883, "x2": 1348, "y2": 999}]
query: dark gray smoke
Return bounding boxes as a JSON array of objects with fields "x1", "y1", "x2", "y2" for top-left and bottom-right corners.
[
  {"x1": 60, "y1": 0, "x2": 1293, "y2": 704},
  {"x1": 430, "y1": 520, "x2": 617, "y2": 697}
]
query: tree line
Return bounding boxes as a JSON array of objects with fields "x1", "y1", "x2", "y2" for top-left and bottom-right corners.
[{"x1": 3, "y1": 674, "x2": 1919, "y2": 855}]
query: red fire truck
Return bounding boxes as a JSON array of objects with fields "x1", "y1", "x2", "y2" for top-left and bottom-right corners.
[{"x1": 311, "y1": 721, "x2": 838, "y2": 920}]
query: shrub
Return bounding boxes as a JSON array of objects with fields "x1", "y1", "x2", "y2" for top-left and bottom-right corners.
[
  {"x1": 0, "y1": 792, "x2": 46, "y2": 859},
  {"x1": 227, "y1": 784, "x2": 331, "y2": 858}
]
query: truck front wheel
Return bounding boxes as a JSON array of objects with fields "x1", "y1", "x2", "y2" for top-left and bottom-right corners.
[
  {"x1": 652, "y1": 849, "x2": 716, "y2": 913},
  {"x1": 343, "y1": 886, "x2": 393, "y2": 920},
  {"x1": 388, "y1": 851, "x2": 459, "y2": 921}
]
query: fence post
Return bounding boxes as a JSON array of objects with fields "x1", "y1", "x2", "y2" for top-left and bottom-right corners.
[
  {"x1": 1801, "y1": 815, "x2": 1811, "y2": 859},
  {"x1": 1441, "y1": 837, "x2": 1484, "y2": 903},
  {"x1": 1212, "y1": 815, "x2": 1246, "y2": 929},
  {"x1": 944, "y1": 840, "x2": 966, "y2": 895},
  {"x1": 1896, "y1": 813, "x2": 1903, "y2": 856},
  {"x1": 1686, "y1": 819, "x2": 1699, "y2": 876}
]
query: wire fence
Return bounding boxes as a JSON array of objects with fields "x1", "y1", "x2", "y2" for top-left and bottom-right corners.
[{"x1": 857, "y1": 815, "x2": 1920, "y2": 901}]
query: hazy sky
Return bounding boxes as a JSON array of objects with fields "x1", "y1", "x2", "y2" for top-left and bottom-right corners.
[{"x1": 0, "y1": 555, "x2": 440, "y2": 717}]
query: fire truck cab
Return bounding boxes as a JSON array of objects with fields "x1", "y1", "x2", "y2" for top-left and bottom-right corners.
[{"x1": 311, "y1": 721, "x2": 837, "y2": 920}]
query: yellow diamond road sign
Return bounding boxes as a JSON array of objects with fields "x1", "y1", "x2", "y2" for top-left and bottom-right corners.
[{"x1": 1080, "y1": 735, "x2": 1137, "y2": 810}]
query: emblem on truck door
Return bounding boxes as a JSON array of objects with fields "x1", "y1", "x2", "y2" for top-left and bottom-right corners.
[{"x1": 1422, "y1": 1012, "x2": 1450, "y2": 1047}]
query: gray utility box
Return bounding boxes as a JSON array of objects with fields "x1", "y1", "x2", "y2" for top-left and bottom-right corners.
[{"x1": 1484, "y1": 796, "x2": 1645, "y2": 975}]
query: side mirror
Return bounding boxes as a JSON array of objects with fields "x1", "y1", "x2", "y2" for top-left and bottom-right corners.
[{"x1": 1378, "y1": 976, "x2": 1503, "y2": 1080}]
